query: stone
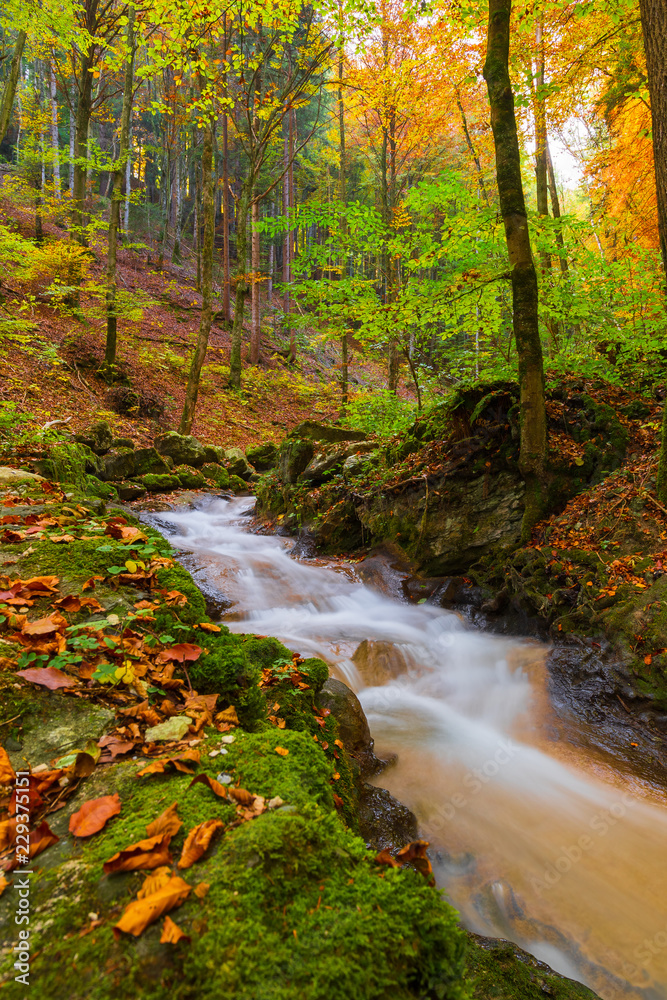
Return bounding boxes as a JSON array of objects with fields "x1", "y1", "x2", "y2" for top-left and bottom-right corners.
[
  {"x1": 135, "y1": 473, "x2": 180, "y2": 492},
  {"x1": 318, "y1": 677, "x2": 378, "y2": 776},
  {"x1": 201, "y1": 463, "x2": 230, "y2": 489},
  {"x1": 291, "y1": 420, "x2": 367, "y2": 443},
  {"x1": 229, "y1": 474, "x2": 247, "y2": 492},
  {"x1": 174, "y1": 465, "x2": 206, "y2": 489},
  {"x1": 357, "y1": 784, "x2": 418, "y2": 852},
  {"x1": 133, "y1": 447, "x2": 173, "y2": 476},
  {"x1": 343, "y1": 451, "x2": 378, "y2": 476},
  {"x1": 246, "y1": 442, "x2": 279, "y2": 470},
  {"x1": 0, "y1": 467, "x2": 43, "y2": 485},
  {"x1": 100, "y1": 449, "x2": 136, "y2": 482},
  {"x1": 299, "y1": 448, "x2": 346, "y2": 486},
  {"x1": 5, "y1": 692, "x2": 114, "y2": 770},
  {"x1": 202, "y1": 444, "x2": 226, "y2": 464},
  {"x1": 279, "y1": 439, "x2": 314, "y2": 484},
  {"x1": 154, "y1": 431, "x2": 206, "y2": 467},
  {"x1": 111, "y1": 437, "x2": 135, "y2": 449},
  {"x1": 74, "y1": 420, "x2": 114, "y2": 455},
  {"x1": 114, "y1": 481, "x2": 146, "y2": 501},
  {"x1": 224, "y1": 447, "x2": 254, "y2": 480},
  {"x1": 352, "y1": 640, "x2": 409, "y2": 688}
]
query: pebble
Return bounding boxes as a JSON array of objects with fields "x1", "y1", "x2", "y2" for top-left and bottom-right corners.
[
  {"x1": 221, "y1": 735, "x2": 235, "y2": 744},
  {"x1": 217, "y1": 773, "x2": 233, "y2": 784}
]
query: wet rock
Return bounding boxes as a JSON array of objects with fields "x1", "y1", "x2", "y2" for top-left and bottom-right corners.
[
  {"x1": 202, "y1": 444, "x2": 226, "y2": 464},
  {"x1": 358, "y1": 783, "x2": 418, "y2": 851},
  {"x1": 279, "y1": 439, "x2": 314, "y2": 484},
  {"x1": 480, "y1": 589, "x2": 509, "y2": 614},
  {"x1": 113, "y1": 480, "x2": 146, "y2": 501},
  {"x1": 154, "y1": 431, "x2": 206, "y2": 467},
  {"x1": 291, "y1": 531, "x2": 318, "y2": 559},
  {"x1": 246, "y1": 442, "x2": 279, "y2": 470},
  {"x1": 352, "y1": 639, "x2": 409, "y2": 687},
  {"x1": 318, "y1": 677, "x2": 379, "y2": 776},
  {"x1": 0, "y1": 467, "x2": 44, "y2": 485},
  {"x1": 6, "y1": 691, "x2": 115, "y2": 769},
  {"x1": 224, "y1": 447, "x2": 254, "y2": 480},
  {"x1": 133, "y1": 447, "x2": 173, "y2": 476},
  {"x1": 201, "y1": 463, "x2": 230, "y2": 488},
  {"x1": 74, "y1": 420, "x2": 113, "y2": 455},
  {"x1": 100, "y1": 448, "x2": 136, "y2": 481},
  {"x1": 111, "y1": 436, "x2": 135, "y2": 450},
  {"x1": 291, "y1": 420, "x2": 367, "y2": 443},
  {"x1": 299, "y1": 448, "x2": 346, "y2": 485}
]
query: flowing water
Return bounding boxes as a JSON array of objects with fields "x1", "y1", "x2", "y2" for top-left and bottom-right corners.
[{"x1": 145, "y1": 494, "x2": 667, "y2": 1000}]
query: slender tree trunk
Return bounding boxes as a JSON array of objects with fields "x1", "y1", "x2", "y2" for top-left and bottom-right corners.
[
  {"x1": 546, "y1": 141, "x2": 568, "y2": 276},
  {"x1": 484, "y1": 0, "x2": 546, "y2": 536},
  {"x1": 534, "y1": 20, "x2": 549, "y2": 218},
  {"x1": 639, "y1": 0, "x2": 667, "y2": 501},
  {"x1": 250, "y1": 196, "x2": 261, "y2": 364},
  {"x1": 229, "y1": 183, "x2": 251, "y2": 388},
  {"x1": 338, "y1": 25, "x2": 348, "y2": 415},
  {"x1": 455, "y1": 88, "x2": 490, "y2": 206},
  {"x1": 69, "y1": 95, "x2": 75, "y2": 191},
  {"x1": 181, "y1": 122, "x2": 215, "y2": 432},
  {"x1": 288, "y1": 108, "x2": 296, "y2": 363},
  {"x1": 282, "y1": 121, "x2": 291, "y2": 353},
  {"x1": 123, "y1": 125, "x2": 132, "y2": 232},
  {"x1": 0, "y1": 30, "x2": 27, "y2": 142},
  {"x1": 50, "y1": 60, "x2": 60, "y2": 198},
  {"x1": 172, "y1": 150, "x2": 182, "y2": 262},
  {"x1": 104, "y1": 9, "x2": 135, "y2": 371},
  {"x1": 222, "y1": 112, "x2": 231, "y2": 323},
  {"x1": 72, "y1": 48, "x2": 94, "y2": 245}
]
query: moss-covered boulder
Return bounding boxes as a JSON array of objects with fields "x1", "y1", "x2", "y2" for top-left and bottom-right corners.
[
  {"x1": 224, "y1": 447, "x2": 254, "y2": 480},
  {"x1": 133, "y1": 447, "x2": 173, "y2": 476},
  {"x1": 114, "y1": 480, "x2": 146, "y2": 500},
  {"x1": 154, "y1": 431, "x2": 206, "y2": 467},
  {"x1": 201, "y1": 462, "x2": 230, "y2": 488},
  {"x1": 229, "y1": 473, "x2": 248, "y2": 491},
  {"x1": 202, "y1": 443, "x2": 226, "y2": 464},
  {"x1": 100, "y1": 447, "x2": 136, "y2": 481},
  {"x1": 292, "y1": 420, "x2": 367, "y2": 443},
  {"x1": 279, "y1": 438, "x2": 315, "y2": 484},
  {"x1": 174, "y1": 464, "x2": 206, "y2": 489},
  {"x1": 74, "y1": 419, "x2": 113, "y2": 454},
  {"x1": 134, "y1": 472, "x2": 180, "y2": 492},
  {"x1": 246, "y1": 442, "x2": 279, "y2": 470}
]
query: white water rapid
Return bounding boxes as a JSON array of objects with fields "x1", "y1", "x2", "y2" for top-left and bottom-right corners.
[{"x1": 145, "y1": 495, "x2": 667, "y2": 1000}]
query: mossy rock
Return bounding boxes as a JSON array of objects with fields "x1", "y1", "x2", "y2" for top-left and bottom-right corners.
[
  {"x1": 101, "y1": 448, "x2": 136, "y2": 481},
  {"x1": 154, "y1": 431, "x2": 206, "y2": 467},
  {"x1": 113, "y1": 480, "x2": 146, "y2": 501},
  {"x1": 201, "y1": 462, "x2": 230, "y2": 489},
  {"x1": 134, "y1": 472, "x2": 180, "y2": 492},
  {"x1": 246, "y1": 442, "x2": 279, "y2": 470},
  {"x1": 173, "y1": 465, "x2": 206, "y2": 489},
  {"x1": 229, "y1": 473, "x2": 247, "y2": 492},
  {"x1": 83, "y1": 475, "x2": 118, "y2": 501},
  {"x1": 224, "y1": 447, "x2": 254, "y2": 479},
  {"x1": 133, "y1": 447, "x2": 173, "y2": 477},
  {"x1": 74, "y1": 420, "x2": 113, "y2": 455},
  {"x1": 154, "y1": 565, "x2": 207, "y2": 625},
  {"x1": 466, "y1": 936, "x2": 600, "y2": 999}
]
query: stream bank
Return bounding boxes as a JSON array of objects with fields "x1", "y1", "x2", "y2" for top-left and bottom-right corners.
[{"x1": 0, "y1": 474, "x2": 600, "y2": 999}]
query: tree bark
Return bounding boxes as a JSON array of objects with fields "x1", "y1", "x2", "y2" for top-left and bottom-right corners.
[
  {"x1": 250, "y1": 195, "x2": 261, "y2": 364},
  {"x1": 639, "y1": 0, "x2": 667, "y2": 501},
  {"x1": 229, "y1": 184, "x2": 250, "y2": 388},
  {"x1": 338, "y1": 27, "x2": 348, "y2": 415},
  {"x1": 72, "y1": 46, "x2": 95, "y2": 245},
  {"x1": 50, "y1": 60, "x2": 61, "y2": 197},
  {"x1": 181, "y1": 122, "x2": 215, "y2": 432},
  {"x1": 104, "y1": 8, "x2": 135, "y2": 371},
  {"x1": 484, "y1": 0, "x2": 546, "y2": 534},
  {"x1": 0, "y1": 30, "x2": 27, "y2": 142}
]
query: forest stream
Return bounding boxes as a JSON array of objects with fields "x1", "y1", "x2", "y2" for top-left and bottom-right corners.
[{"x1": 144, "y1": 494, "x2": 667, "y2": 1000}]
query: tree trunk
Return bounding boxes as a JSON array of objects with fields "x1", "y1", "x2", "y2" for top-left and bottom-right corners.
[
  {"x1": 288, "y1": 109, "x2": 296, "y2": 363},
  {"x1": 250, "y1": 196, "x2": 261, "y2": 364},
  {"x1": 69, "y1": 101, "x2": 75, "y2": 191},
  {"x1": 181, "y1": 123, "x2": 215, "y2": 432},
  {"x1": 282, "y1": 121, "x2": 291, "y2": 354},
  {"x1": 338, "y1": 34, "x2": 349, "y2": 415},
  {"x1": 123, "y1": 125, "x2": 132, "y2": 232},
  {"x1": 50, "y1": 60, "x2": 60, "y2": 197},
  {"x1": 484, "y1": 0, "x2": 546, "y2": 535},
  {"x1": 639, "y1": 0, "x2": 667, "y2": 501},
  {"x1": 229, "y1": 184, "x2": 251, "y2": 388},
  {"x1": 534, "y1": 19, "x2": 549, "y2": 218},
  {"x1": 0, "y1": 30, "x2": 27, "y2": 142},
  {"x1": 72, "y1": 47, "x2": 94, "y2": 245},
  {"x1": 104, "y1": 9, "x2": 135, "y2": 371}
]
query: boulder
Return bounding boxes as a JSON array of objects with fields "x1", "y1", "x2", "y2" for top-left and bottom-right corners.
[
  {"x1": 352, "y1": 640, "x2": 409, "y2": 688},
  {"x1": 0, "y1": 467, "x2": 44, "y2": 485},
  {"x1": 114, "y1": 481, "x2": 146, "y2": 501},
  {"x1": 134, "y1": 473, "x2": 180, "y2": 493},
  {"x1": 246, "y1": 442, "x2": 279, "y2": 470},
  {"x1": 202, "y1": 444, "x2": 226, "y2": 464},
  {"x1": 343, "y1": 451, "x2": 378, "y2": 476},
  {"x1": 74, "y1": 420, "x2": 113, "y2": 455},
  {"x1": 174, "y1": 465, "x2": 206, "y2": 489},
  {"x1": 100, "y1": 449, "x2": 136, "y2": 482},
  {"x1": 279, "y1": 439, "x2": 314, "y2": 484},
  {"x1": 154, "y1": 431, "x2": 206, "y2": 467},
  {"x1": 201, "y1": 463, "x2": 230, "y2": 489},
  {"x1": 357, "y1": 784, "x2": 418, "y2": 851},
  {"x1": 291, "y1": 420, "x2": 367, "y2": 443},
  {"x1": 299, "y1": 448, "x2": 346, "y2": 486},
  {"x1": 318, "y1": 677, "x2": 378, "y2": 776},
  {"x1": 111, "y1": 437, "x2": 135, "y2": 449},
  {"x1": 133, "y1": 447, "x2": 173, "y2": 476},
  {"x1": 224, "y1": 447, "x2": 254, "y2": 480}
]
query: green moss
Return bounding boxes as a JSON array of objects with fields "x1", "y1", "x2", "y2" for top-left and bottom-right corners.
[
  {"x1": 135, "y1": 473, "x2": 180, "y2": 492},
  {"x1": 174, "y1": 465, "x2": 206, "y2": 489},
  {"x1": 229, "y1": 730, "x2": 336, "y2": 809},
  {"x1": 298, "y1": 657, "x2": 329, "y2": 694},
  {"x1": 229, "y1": 473, "x2": 247, "y2": 491},
  {"x1": 84, "y1": 475, "x2": 118, "y2": 501},
  {"x1": 466, "y1": 938, "x2": 598, "y2": 999},
  {"x1": 18, "y1": 536, "x2": 132, "y2": 584},
  {"x1": 154, "y1": 566, "x2": 207, "y2": 625},
  {"x1": 189, "y1": 630, "x2": 265, "y2": 729},
  {"x1": 39, "y1": 442, "x2": 101, "y2": 487},
  {"x1": 201, "y1": 463, "x2": 230, "y2": 489},
  {"x1": 241, "y1": 634, "x2": 293, "y2": 669}
]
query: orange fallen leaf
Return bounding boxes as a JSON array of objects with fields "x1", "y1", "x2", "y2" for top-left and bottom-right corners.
[
  {"x1": 160, "y1": 914, "x2": 191, "y2": 944},
  {"x1": 215, "y1": 706, "x2": 239, "y2": 727},
  {"x1": 374, "y1": 849, "x2": 400, "y2": 868},
  {"x1": 137, "y1": 749, "x2": 201, "y2": 777},
  {"x1": 29, "y1": 820, "x2": 59, "y2": 859},
  {"x1": 81, "y1": 575, "x2": 105, "y2": 591},
  {"x1": 395, "y1": 839, "x2": 435, "y2": 885},
  {"x1": 177, "y1": 819, "x2": 225, "y2": 869},
  {"x1": 146, "y1": 802, "x2": 182, "y2": 840},
  {"x1": 20, "y1": 576, "x2": 59, "y2": 595},
  {"x1": 274, "y1": 747, "x2": 289, "y2": 757},
  {"x1": 156, "y1": 643, "x2": 202, "y2": 664},
  {"x1": 16, "y1": 666, "x2": 77, "y2": 690},
  {"x1": 194, "y1": 881, "x2": 210, "y2": 899},
  {"x1": 103, "y1": 835, "x2": 172, "y2": 874},
  {"x1": 0, "y1": 875, "x2": 10, "y2": 897},
  {"x1": 113, "y1": 875, "x2": 191, "y2": 939},
  {"x1": 227, "y1": 787, "x2": 255, "y2": 807},
  {"x1": 197, "y1": 622, "x2": 221, "y2": 632},
  {"x1": 0, "y1": 818, "x2": 16, "y2": 851},
  {"x1": 69, "y1": 794, "x2": 122, "y2": 838},
  {"x1": 137, "y1": 866, "x2": 173, "y2": 899},
  {"x1": 0, "y1": 745, "x2": 15, "y2": 784},
  {"x1": 188, "y1": 773, "x2": 229, "y2": 799}
]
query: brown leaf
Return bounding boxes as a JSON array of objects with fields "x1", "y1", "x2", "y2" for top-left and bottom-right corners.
[
  {"x1": 215, "y1": 706, "x2": 239, "y2": 727},
  {"x1": 103, "y1": 835, "x2": 172, "y2": 874},
  {"x1": 197, "y1": 622, "x2": 221, "y2": 632},
  {"x1": 0, "y1": 874, "x2": 10, "y2": 897},
  {"x1": 374, "y1": 849, "x2": 400, "y2": 868},
  {"x1": 0, "y1": 745, "x2": 15, "y2": 784},
  {"x1": 81, "y1": 575, "x2": 105, "y2": 591},
  {"x1": 15, "y1": 667, "x2": 78, "y2": 690},
  {"x1": 0, "y1": 818, "x2": 16, "y2": 851},
  {"x1": 69, "y1": 794, "x2": 122, "y2": 838},
  {"x1": 21, "y1": 612, "x2": 67, "y2": 637},
  {"x1": 188, "y1": 773, "x2": 229, "y2": 799},
  {"x1": 146, "y1": 802, "x2": 182, "y2": 840},
  {"x1": 53, "y1": 594, "x2": 83, "y2": 613},
  {"x1": 137, "y1": 749, "x2": 201, "y2": 777},
  {"x1": 113, "y1": 875, "x2": 191, "y2": 939},
  {"x1": 156, "y1": 643, "x2": 203, "y2": 664},
  {"x1": 274, "y1": 746, "x2": 289, "y2": 757},
  {"x1": 160, "y1": 914, "x2": 191, "y2": 944},
  {"x1": 177, "y1": 819, "x2": 225, "y2": 869},
  {"x1": 194, "y1": 881, "x2": 210, "y2": 899},
  {"x1": 29, "y1": 820, "x2": 59, "y2": 859},
  {"x1": 395, "y1": 839, "x2": 434, "y2": 885},
  {"x1": 97, "y1": 735, "x2": 135, "y2": 760},
  {"x1": 227, "y1": 787, "x2": 255, "y2": 807},
  {"x1": 20, "y1": 576, "x2": 59, "y2": 595},
  {"x1": 137, "y1": 866, "x2": 173, "y2": 899}
]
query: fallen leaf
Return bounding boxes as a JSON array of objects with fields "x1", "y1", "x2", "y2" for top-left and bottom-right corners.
[
  {"x1": 113, "y1": 875, "x2": 191, "y2": 939},
  {"x1": 69, "y1": 794, "x2": 122, "y2": 838},
  {"x1": 188, "y1": 773, "x2": 229, "y2": 800},
  {"x1": 144, "y1": 716, "x2": 193, "y2": 742},
  {"x1": 395, "y1": 839, "x2": 435, "y2": 885},
  {"x1": 20, "y1": 576, "x2": 59, "y2": 595},
  {"x1": 81, "y1": 575, "x2": 105, "y2": 591},
  {"x1": 21, "y1": 612, "x2": 66, "y2": 637},
  {"x1": 215, "y1": 706, "x2": 239, "y2": 727},
  {"x1": 97, "y1": 735, "x2": 135, "y2": 760},
  {"x1": 0, "y1": 875, "x2": 9, "y2": 897},
  {"x1": 194, "y1": 881, "x2": 210, "y2": 899},
  {"x1": 137, "y1": 749, "x2": 201, "y2": 777},
  {"x1": 197, "y1": 622, "x2": 221, "y2": 632},
  {"x1": 103, "y1": 835, "x2": 173, "y2": 874},
  {"x1": 0, "y1": 746, "x2": 15, "y2": 784},
  {"x1": 146, "y1": 802, "x2": 182, "y2": 840},
  {"x1": 156, "y1": 643, "x2": 202, "y2": 664},
  {"x1": 15, "y1": 666, "x2": 77, "y2": 690},
  {"x1": 374, "y1": 849, "x2": 400, "y2": 868},
  {"x1": 160, "y1": 914, "x2": 191, "y2": 944},
  {"x1": 0, "y1": 818, "x2": 16, "y2": 851},
  {"x1": 137, "y1": 866, "x2": 173, "y2": 899},
  {"x1": 29, "y1": 820, "x2": 59, "y2": 859},
  {"x1": 227, "y1": 788, "x2": 255, "y2": 807},
  {"x1": 274, "y1": 747, "x2": 289, "y2": 757},
  {"x1": 177, "y1": 819, "x2": 225, "y2": 869}
]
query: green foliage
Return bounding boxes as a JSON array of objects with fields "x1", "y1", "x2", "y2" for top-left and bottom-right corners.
[{"x1": 343, "y1": 389, "x2": 416, "y2": 437}]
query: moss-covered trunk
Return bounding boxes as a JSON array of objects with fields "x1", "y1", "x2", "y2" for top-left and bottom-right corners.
[
  {"x1": 229, "y1": 184, "x2": 251, "y2": 389},
  {"x1": 483, "y1": 0, "x2": 546, "y2": 536},
  {"x1": 0, "y1": 29, "x2": 26, "y2": 142}
]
